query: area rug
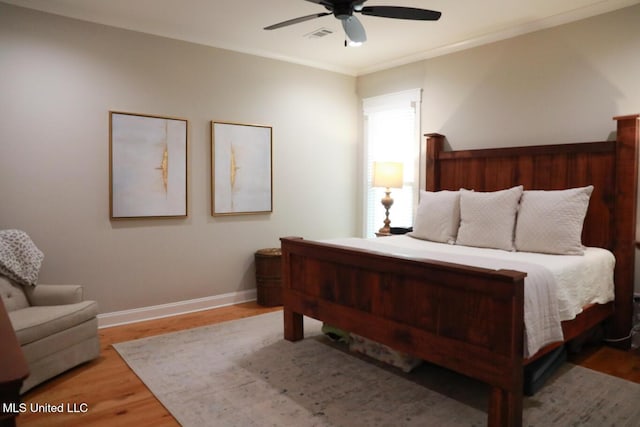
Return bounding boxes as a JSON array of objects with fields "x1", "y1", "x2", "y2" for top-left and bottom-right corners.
[{"x1": 114, "y1": 311, "x2": 640, "y2": 426}]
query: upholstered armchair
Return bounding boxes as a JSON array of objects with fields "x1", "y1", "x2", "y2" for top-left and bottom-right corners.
[
  {"x1": 0, "y1": 275, "x2": 99, "y2": 393},
  {"x1": 0, "y1": 229, "x2": 99, "y2": 393}
]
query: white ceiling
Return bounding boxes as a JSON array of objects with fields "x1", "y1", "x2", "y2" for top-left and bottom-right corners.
[{"x1": 4, "y1": 0, "x2": 639, "y2": 75}]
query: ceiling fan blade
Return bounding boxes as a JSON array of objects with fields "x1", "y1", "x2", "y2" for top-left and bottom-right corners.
[
  {"x1": 341, "y1": 15, "x2": 367, "y2": 43},
  {"x1": 264, "y1": 12, "x2": 331, "y2": 30},
  {"x1": 361, "y1": 6, "x2": 441, "y2": 21}
]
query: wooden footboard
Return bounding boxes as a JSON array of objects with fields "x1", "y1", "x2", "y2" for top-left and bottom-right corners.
[{"x1": 281, "y1": 236, "x2": 527, "y2": 427}]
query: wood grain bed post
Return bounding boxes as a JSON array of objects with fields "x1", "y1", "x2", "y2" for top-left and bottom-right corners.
[
  {"x1": 489, "y1": 387, "x2": 523, "y2": 427},
  {"x1": 609, "y1": 114, "x2": 639, "y2": 348},
  {"x1": 488, "y1": 268, "x2": 525, "y2": 427},
  {"x1": 281, "y1": 236, "x2": 304, "y2": 341},
  {"x1": 425, "y1": 133, "x2": 445, "y2": 191}
]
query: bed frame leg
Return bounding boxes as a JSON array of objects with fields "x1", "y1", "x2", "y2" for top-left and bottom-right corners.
[
  {"x1": 284, "y1": 309, "x2": 304, "y2": 341},
  {"x1": 488, "y1": 387, "x2": 522, "y2": 427}
]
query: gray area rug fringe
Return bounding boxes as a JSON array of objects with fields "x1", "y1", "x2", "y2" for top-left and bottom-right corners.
[{"x1": 114, "y1": 311, "x2": 640, "y2": 426}]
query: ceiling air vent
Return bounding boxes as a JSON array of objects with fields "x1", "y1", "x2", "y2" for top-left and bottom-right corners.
[{"x1": 305, "y1": 28, "x2": 334, "y2": 39}]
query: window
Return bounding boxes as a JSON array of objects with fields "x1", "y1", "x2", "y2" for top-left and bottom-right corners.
[{"x1": 363, "y1": 89, "x2": 421, "y2": 237}]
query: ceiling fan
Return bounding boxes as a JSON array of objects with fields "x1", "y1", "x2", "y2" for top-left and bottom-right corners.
[{"x1": 264, "y1": 0, "x2": 441, "y2": 45}]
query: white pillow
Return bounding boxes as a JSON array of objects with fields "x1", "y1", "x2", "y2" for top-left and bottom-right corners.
[
  {"x1": 514, "y1": 186, "x2": 593, "y2": 255},
  {"x1": 456, "y1": 186, "x2": 523, "y2": 251},
  {"x1": 408, "y1": 190, "x2": 460, "y2": 244}
]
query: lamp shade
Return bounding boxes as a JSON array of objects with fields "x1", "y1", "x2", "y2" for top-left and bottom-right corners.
[{"x1": 372, "y1": 161, "x2": 404, "y2": 189}]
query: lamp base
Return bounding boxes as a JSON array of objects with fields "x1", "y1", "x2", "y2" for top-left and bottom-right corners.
[
  {"x1": 378, "y1": 226, "x2": 391, "y2": 234},
  {"x1": 378, "y1": 189, "x2": 394, "y2": 235}
]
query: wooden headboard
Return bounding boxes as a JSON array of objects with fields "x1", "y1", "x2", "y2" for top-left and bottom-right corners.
[{"x1": 425, "y1": 114, "x2": 639, "y2": 346}]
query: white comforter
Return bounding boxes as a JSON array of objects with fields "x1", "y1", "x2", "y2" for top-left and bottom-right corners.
[{"x1": 320, "y1": 235, "x2": 615, "y2": 357}]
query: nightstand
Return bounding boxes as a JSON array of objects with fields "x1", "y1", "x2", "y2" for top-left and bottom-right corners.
[
  {"x1": 376, "y1": 227, "x2": 413, "y2": 237},
  {"x1": 391, "y1": 227, "x2": 412, "y2": 235}
]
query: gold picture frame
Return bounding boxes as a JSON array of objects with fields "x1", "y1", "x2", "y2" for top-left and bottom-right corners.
[
  {"x1": 110, "y1": 111, "x2": 188, "y2": 219},
  {"x1": 211, "y1": 121, "x2": 273, "y2": 216}
]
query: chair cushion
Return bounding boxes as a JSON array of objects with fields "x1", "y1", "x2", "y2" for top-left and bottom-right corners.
[
  {"x1": 0, "y1": 275, "x2": 30, "y2": 312},
  {"x1": 9, "y1": 300, "x2": 98, "y2": 345}
]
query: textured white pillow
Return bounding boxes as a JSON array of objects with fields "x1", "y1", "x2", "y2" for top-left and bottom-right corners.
[
  {"x1": 409, "y1": 190, "x2": 460, "y2": 244},
  {"x1": 456, "y1": 186, "x2": 523, "y2": 251},
  {"x1": 514, "y1": 186, "x2": 593, "y2": 255}
]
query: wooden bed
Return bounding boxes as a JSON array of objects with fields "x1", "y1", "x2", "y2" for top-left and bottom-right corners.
[{"x1": 280, "y1": 114, "x2": 639, "y2": 427}]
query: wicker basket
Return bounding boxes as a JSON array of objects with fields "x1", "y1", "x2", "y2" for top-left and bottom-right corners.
[{"x1": 255, "y1": 248, "x2": 282, "y2": 306}]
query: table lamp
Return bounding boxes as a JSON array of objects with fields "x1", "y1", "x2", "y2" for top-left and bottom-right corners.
[{"x1": 372, "y1": 161, "x2": 404, "y2": 235}]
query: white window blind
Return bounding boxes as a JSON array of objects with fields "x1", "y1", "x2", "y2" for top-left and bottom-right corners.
[{"x1": 363, "y1": 89, "x2": 421, "y2": 237}]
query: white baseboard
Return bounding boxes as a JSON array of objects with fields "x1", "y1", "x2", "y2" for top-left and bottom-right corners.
[{"x1": 97, "y1": 289, "x2": 257, "y2": 329}]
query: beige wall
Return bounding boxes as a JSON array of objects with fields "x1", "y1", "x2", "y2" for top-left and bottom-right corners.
[
  {"x1": 358, "y1": 5, "x2": 640, "y2": 149},
  {"x1": 358, "y1": 4, "x2": 640, "y2": 292},
  {"x1": 0, "y1": 4, "x2": 358, "y2": 313}
]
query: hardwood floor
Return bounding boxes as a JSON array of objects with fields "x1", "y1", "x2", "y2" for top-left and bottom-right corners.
[
  {"x1": 15, "y1": 302, "x2": 640, "y2": 426},
  {"x1": 569, "y1": 342, "x2": 640, "y2": 383},
  {"x1": 16, "y1": 302, "x2": 280, "y2": 427}
]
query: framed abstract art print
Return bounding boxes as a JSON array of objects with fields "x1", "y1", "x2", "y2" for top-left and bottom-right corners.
[
  {"x1": 211, "y1": 121, "x2": 272, "y2": 216},
  {"x1": 110, "y1": 111, "x2": 188, "y2": 219}
]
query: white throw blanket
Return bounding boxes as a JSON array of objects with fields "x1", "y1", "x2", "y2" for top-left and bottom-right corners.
[
  {"x1": 322, "y1": 237, "x2": 564, "y2": 357},
  {"x1": 0, "y1": 229, "x2": 44, "y2": 286}
]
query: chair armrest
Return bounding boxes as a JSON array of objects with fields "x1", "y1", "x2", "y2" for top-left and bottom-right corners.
[{"x1": 24, "y1": 284, "x2": 84, "y2": 306}]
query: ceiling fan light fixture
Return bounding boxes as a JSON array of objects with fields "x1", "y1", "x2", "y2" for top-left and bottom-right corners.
[{"x1": 341, "y1": 15, "x2": 367, "y2": 43}]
